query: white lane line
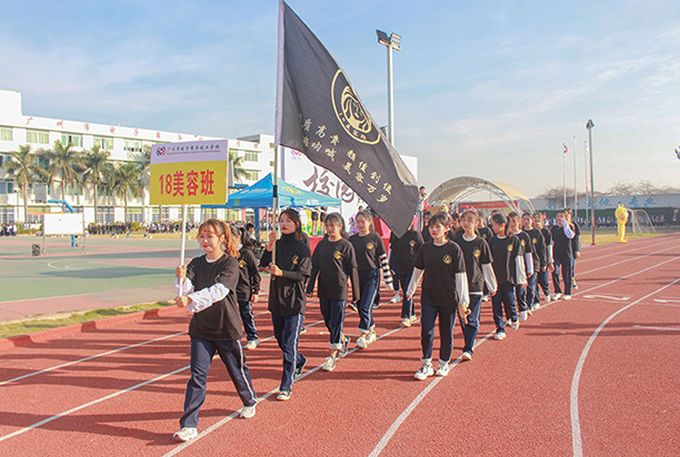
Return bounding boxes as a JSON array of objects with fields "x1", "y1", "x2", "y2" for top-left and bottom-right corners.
[
  {"x1": 570, "y1": 275, "x2": 680, "y2": 457},
  {"x1": 369, "y1": 245, "x2": 680, "y2": 457},
  {"x1": 632, "y1": 325, "x2": 680, "y2": 332},
  {"x1": 653, "y1": 298, "x2": 680, "y2": 304},
  {"x1": 0, "y1": 310, "x2": 270, "y2": 386},
  {"x1": 0, "y1": 331, "x2": 187, "y2": 386},
  {"x1": 0, "y1": 317, "x2": 327, "y2": 443},
  {"x1": 582, "y1": 294, "x2": 631, "y2": 301},
  {"x1": 164, "y1": 323, "x2": 410, "y2": 457}
]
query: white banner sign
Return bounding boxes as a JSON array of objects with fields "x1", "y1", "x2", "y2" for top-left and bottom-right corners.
[{"x1": 43, "y1": 213, "x2": 84, "y2": 236}]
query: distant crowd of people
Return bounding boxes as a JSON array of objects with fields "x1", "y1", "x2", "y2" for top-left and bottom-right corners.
[{"x1": 0, "y1": 223, "x2": 17, "y2": 237}]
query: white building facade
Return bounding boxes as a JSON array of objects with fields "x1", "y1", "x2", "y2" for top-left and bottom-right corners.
[{"x1": 0, "y1": 90, "x2": 275, "y2": 225}]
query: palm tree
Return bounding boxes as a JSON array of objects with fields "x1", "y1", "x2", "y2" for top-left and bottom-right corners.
[
  {"x1": 112, "y1": 162, "x2": 143, "y2": 222},
  {"x1": 81, "y1": 145, "x2": 112, "y2": 222},
  {"x1": 42, "y1": 140, "x2": 84, "y2": 201},
  {"x1": 229, "y1": 150, "x2": 248, "y2": 185},
  {"x1": 3, "y1": 145, "x2": 40, "y2": 223}
]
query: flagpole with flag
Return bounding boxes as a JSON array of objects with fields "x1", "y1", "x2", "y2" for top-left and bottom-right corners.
[
  {"x1": 562, "y1": 142, "x2": 568, "y2": 208},
  {"x1": 274, "y1": 0, "x2": 419, "y2": 237}
]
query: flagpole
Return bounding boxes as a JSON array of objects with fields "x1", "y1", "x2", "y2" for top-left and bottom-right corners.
[
  {"x1": 573, "y1": 135, "x2": 577, "y2": 216},
  {"x1": 562, "y1": 146, "x2": 567, "y2": 208},
  {"x1": 272, "y1": 0, "x2": 285, "y2": 264},
  {"x1": 584, "y1": 140, "x2": 589, "y2": 224}
]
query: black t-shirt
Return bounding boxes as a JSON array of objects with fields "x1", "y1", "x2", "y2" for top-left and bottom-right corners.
[
  {"x1": 478, "y1": 226, "x2": 493, "y2": 242},
  {"x1": 260, "y1": 233, "x2": 311, "y2": 316},
  {"x1": 236, "y1": 247, "x2": 261, "y2": 302},
  {"x1": 349, "y1": 232, "x2": 387, "y2": 271},
  {"x1": 515, "y1": 231, "x2": 532, "y2": 259},
  {"x1": 414, "y1": 241, "x2": 466, "y2": 308},
  {"x1": 308, "y1": 238, "x2": 359, "y2": 301},
  {"x1": 489, "y1": 235, "x2": 522, "y2": 285},
  {"x1": 526, "y1": 228, "x2": 547, "y2": 270},
  {"x1": 186, "y1": 254, "x2": 242, "y2": 341},
  {"x1": 541, "y1": 227, "x2": 553, "y2": 247},
  {"x1": 551, "y1": 224, "x2": 574, "y2": 260},
  {"x1": 390, "y1": 229, "x2": 424, "y2": 275},
  {"x1": 453, "y1": 234, "x2": 493, "y2": 293},
  {"x1": 571, "y1": 221, "x2": 581, "y2": 253},
  {"x1": 422, "y1": 226, "x2": 433, "y2": 244}
]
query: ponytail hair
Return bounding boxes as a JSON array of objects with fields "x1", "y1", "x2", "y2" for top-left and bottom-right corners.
[{"x1": 198, "y1": 219, "x2": 239, "y2": 258}]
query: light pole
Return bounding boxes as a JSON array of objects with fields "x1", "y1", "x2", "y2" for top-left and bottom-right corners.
[
  {"x1": 376, "y1": 30, "x2": 400, "y2": 146},
  {"x1": 586, "y1": 119, "x2": 595, "y2": 245}
]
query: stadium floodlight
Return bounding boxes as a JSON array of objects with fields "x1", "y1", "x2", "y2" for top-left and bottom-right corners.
[{"x1": 376, "y1": 30, "x2": 401, "y2": 145}]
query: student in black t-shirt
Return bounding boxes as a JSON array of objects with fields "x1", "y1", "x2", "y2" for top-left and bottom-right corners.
[
  {"x1": 488, "y1": 213, "x2": 526, "y2": 340},
  {"x1": 390, "y1": 219, "x2": 424, "y2": 327},
  {"x1": 521, "y1": 213, "x2": 546, "y2": 314},
  {"x1": 447, "y1": 211, "x2": 464, "y2": 240},
  {"x1": 565, "y1": 209, "x2": 581, "y2": 289},
  {"x1": 406, "y1": 212, "x2": 469, "y2": 380},
  {"x1": 421, "y1": 209, "x2": 433, "y2": 243},
  {"x1": 349, "y1": 210, "x2": 393, "y2": 349},
  {"x1": 231, "y1": 227, "x2": 261, "y2": 350},
  {"x1": 453, "y1": 211, "x2": 497, "y2": 360},
  {"x1": 550, "y1": 210, "x2": 576, "y2": 300},
  {"x1": 260, "y1": 209, "x2": 311, "y2": 401},
  {"x1": 307, "y1": 212, "x2": 359, "y2": 372},
  {"x1": 173, "y1": 220, "x2": 258, "y2": 442},
  {"x1": 533, "y1": 212, "x2": 554, "y2": 305},
  {"x1": 507, "y1": 212, "x2": 534, "y2": 321}
]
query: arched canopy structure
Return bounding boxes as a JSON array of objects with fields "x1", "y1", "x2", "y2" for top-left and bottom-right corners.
[{"x1": 428, "y1": 176, "x2": 535, "y2": 214}]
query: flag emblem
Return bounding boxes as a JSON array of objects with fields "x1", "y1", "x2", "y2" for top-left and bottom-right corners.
[{"x1": 332, "y1": 70, "x2": 380, "y2": 145}]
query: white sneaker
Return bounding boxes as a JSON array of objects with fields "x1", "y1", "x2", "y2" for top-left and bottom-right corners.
[
  {"x1": 173, "y1": 427, "x2": 198, "y2": 442},
  {"x1": 414, "y1": 362, "x2": 434, "y2": 380},
  {"x1": 245, "y1": 339, "x2": 259, "y2": 350},
  {"x1": 322, "y1": 356, "x2": 336, "y2": 372},
  {"x1": 240, "y1": 404, "x2": 256, "y2": 419},
  {"x1": 494, "y1": 331, "x2": 506, "y2": 341},
  {"x1": 409, "y1": 315, "x2": 418, "y2": 324},
  {"x1": 366, "y1": 330, "x2": 377, "y2": 345},
  {"x1": 506, "y1": 319, "x2": 513, "y2": 326},
  {"x1": 390, "y1": 293, "x2": 402, "y2": 303},
  {"x1": 510, "y1": 320, "x2": 520, "y2": 331},
  {"x1": 276, "y1": 390, "x2": 291, "y2": 401},
  {"x1": 546, "y1": 294, "x2": 552, "y2": 303},
  {"x1": 520, "y1": 311, "x2": 528, "y2": 321},
  {"x1": 356, "y1": 334, "x2": 369, "y2": 349},
  {"x1": 461, "y1": 351, "x2": 472, "y2": 361},
  {"x1": 482, "y1": 295, "x2": 490, "y2": 302},
  {"x1": 553, "y1": 293, "x2": 563, "y2": 300},
  {"x1": 573, "y1": 280, "x2": 579, "y2": 289},
  {"x1": 435, "y1": 361, "x2": 450, "y2": 377},
  {"x1": 563, "y1": 295, "x2": 572, "y2": 300},
  {"x1": 400, "y1": 318, "x2": 411, "y2": 328}
]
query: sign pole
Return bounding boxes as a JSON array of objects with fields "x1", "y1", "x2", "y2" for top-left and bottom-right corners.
[
  {"x1": 272, "y1": 146, "x2": 280, "y2": 265},
  {"x1": 179, "y1": 203, "x2": 188, "y2": 294}
]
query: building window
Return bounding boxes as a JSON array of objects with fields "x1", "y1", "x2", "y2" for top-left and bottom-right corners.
[
  {"x1": 242, "y1": 170, "x2": 259, "y2": 181},
  {"x1": 26, "y1": 129, "x2": 49, "y2": 145},
  {"x1": 126, "y1": 207, "x2": 143, "y2": 223},
  {"x1": 0, "y1": 154, "x2": 9, "y2": 167},
  {"x1": 0, "y1": 207, "x2": 15, "y2": 223},
  {"x1": 0, "y1": 180, "x2": 15, "y2": 194},
  {"x1": 0, "y1": 126, "x2": 13, "y2": 141},
  {"x1": 96, "y1": 184, "x2": 113, "y2": 197},
  {"x1": 27, "y1": 206, "x2": 48, "y2": 224},
  {"x1": 244, "y1": 151, "x2": 259, "y2": 162},
  {"x1": 64, "y1": 183, "x2": 83, "y2": 196},
  {"x1": 202, "y1": 208, "x2": 218, "y2": 220},
  {"x1": 124, "y1": 140, "x2": 142, "y2": 153},
  {"x1": 61, "y1": 133, "x2": 83, "y2": 147},
  {"x1": 94, "y1": 136, "x2": 114, "y2": 150},
  {"x1": 96, "y1": 207, "x2": 114, "y2": 224}
]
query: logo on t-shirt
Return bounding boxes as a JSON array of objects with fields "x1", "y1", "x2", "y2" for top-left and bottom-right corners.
[
  {"x1": 507, "y1": 244, "x2": 514, "y2": 252},
  {"x1": 473, "y1": 249, "x2": 481, "y2": 258},
  {"x1": 239, "y1": 259, "x2": 247, "y2": 269},
  {"x1": 291, "y1": 255, "x2": 300, "y2": 266},
  {"x1": 366, "y1": 242, "x2": 375, "y2": 251},
  {"x1": 532, "y1": 238, "x2": 537, "y2": 244},
  {"x1": 521, "y1": 239, "x2": 526, "y2": 247},
  {"x1": 334, "y1": 250, "x2": 344, "y2": 261},
  {"x1": 409, "y1": 240, "x2": 417, "y2": 249},
  {"x1": 442, "y1": 254, "x2": 453, "y2": 265}
]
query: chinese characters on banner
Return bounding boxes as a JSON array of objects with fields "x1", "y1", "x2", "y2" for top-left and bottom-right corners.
[{"x1": 150, "y1": 140, "x2": 228, "y2": 205}]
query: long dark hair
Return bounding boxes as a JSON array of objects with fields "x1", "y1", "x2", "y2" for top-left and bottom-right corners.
[
  {"x1": 280, "y1": 208, "x2": 303, "y2": 240},
  {"x1": 355, "y1": 210, "x2": 374, "y2": 233},
  {"x1": 198, "y1": 219, "x2": 239, "y2": 258},
  {"x1": 324, "y1": 212, "x2": 348, "y2": 239}
]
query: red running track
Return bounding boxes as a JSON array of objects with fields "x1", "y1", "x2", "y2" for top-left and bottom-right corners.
[{"x1": 0, "y1": 234, "x2": 679, "y2": 456}]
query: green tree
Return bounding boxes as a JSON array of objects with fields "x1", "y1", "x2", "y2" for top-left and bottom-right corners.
[
  {"x1": 42, "y1": 140, "x2": 84, "y2": 201},
  {"x1": 3, "y1": 145, "x2": 40, "y2": 223},
  {"x1": 112, "y1": 162, "x2": 143, "y2": 222},
  {"x1": 81, "y1": 145, "x2": 112, "y2": 222},
  {"x1": 229, "y1": 150, "x2": 248, "y2": 185}
]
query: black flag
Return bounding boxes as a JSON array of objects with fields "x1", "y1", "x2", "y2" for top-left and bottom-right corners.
[{"x1": 275, "y1": 1, "x2": 419, "y2": 237}]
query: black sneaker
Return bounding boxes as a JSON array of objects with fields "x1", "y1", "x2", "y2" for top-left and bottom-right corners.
[
  {"x1": 294, "y1": 356, "x2": 307, "y2": 380},
  {"x1": 340, "y1": 335, "x2": 350, "y2": 357}
]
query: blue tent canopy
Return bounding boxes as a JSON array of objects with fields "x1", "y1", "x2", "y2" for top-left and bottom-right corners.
[{"x1": 202, "y1": 173, "x2": 341, "y2": 209}]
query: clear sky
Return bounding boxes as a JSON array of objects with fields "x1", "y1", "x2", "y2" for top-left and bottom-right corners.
[{"x1": 1, "y1": 0, "x2": 678, "y2": 197}]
